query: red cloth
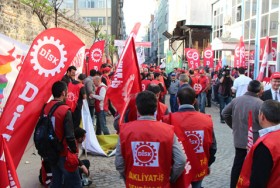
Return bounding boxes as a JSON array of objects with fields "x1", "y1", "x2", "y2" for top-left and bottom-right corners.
[{"x1": 65, "y1": 82, "x2": 83, "y2": 112}]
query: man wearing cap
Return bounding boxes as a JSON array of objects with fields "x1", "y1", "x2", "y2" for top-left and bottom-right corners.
[
  {"x1": 261, "y1": 72, "x2": 280, "y2": 101},
  {"x1": 168, "y1": 72, "x2": 180, "y2": 112}
]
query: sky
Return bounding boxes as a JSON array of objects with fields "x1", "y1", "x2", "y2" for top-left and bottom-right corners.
[{"x1": 123, "y1": 0, "x2": 156, "y2": 41}]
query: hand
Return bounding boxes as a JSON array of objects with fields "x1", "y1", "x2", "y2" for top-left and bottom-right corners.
[{"x1": 81, "y1": 165, "x2": 88, "y2": 176}]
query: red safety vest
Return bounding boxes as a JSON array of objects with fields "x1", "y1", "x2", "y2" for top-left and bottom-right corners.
[
  {"x1": 141, "y1": 79, "x2": 151, "y2": 91},
  {"x1": 237, "y1": 130, "x2": 280, "y2": 188},
  {"x1": 120, "y1": 120, "x2": 174, "y2": 188},
  {"x1": 156, "y1": 102, "x2": 168, "y2": 121},
  {"x1": 190, "y1": 76, "x2": 200, "y2": 95},
  {"x1": 95, "y1": 85, "x2": 108, "y2": 113},
  {"x1": 66, "y1": 82, "x2": 83, "y2": 112},
  {"x1": 169, "y1": 112, "x2": 213, "y2": 182}
]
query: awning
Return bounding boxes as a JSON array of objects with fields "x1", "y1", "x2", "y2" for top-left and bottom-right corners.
[{"x1": 211, "y1": 37, "x2": 239, "y2": 51}]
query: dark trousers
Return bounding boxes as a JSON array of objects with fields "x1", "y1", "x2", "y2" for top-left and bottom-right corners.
[
  {"x1": 218, "y1": 94, "x2": 232, "y2": 120},
  {"x1": 169, "y1": 94, "x2": 177, "y2": 112},
  {"x1": 207, "y1": 89, "x2": 212, "y2": 107},
  {"x1": 230, "y1": 148, "x2": 247, "y2": 188}
]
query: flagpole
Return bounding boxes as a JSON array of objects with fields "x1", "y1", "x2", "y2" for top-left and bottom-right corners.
[{"x1": 253, "y1": 0, "x2": 261, "y2": 79}]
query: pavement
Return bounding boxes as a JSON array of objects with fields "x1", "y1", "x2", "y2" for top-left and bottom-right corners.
[{"x1": 17, "y1": 97, "x2": 235, "y2": 188}]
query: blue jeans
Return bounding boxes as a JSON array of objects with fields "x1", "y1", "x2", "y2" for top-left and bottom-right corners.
[
  {"x1": 96, "y1": 110, "x2": 110, "y2": 135},
  {"x1": 198, "y1": 92, "x2": 207, "y2": 113},
  {"x1": 218, "y1": 94, "x2": 232, "y2": 120},
  {"x1": 192, "y1": 180, "x2": 203, "y2": 188},
  {"x1": 51, "y1": 157, "x2": 82, "y2": 188},
  {"x1": 169, "y1": 94, "x2": 178, "y2": 112}
]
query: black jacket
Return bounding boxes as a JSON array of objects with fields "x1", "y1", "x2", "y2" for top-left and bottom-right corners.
[{"x1": 260, "y1": 89, "x2": 273, "y2": 101}]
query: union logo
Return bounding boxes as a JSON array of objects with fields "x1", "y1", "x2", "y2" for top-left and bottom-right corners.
[{"x1": 185, "y1": 130, "x2": 204, "y2": 153}]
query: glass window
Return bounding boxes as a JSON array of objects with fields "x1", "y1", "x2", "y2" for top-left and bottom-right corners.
[
  {"x1": 252, "y1": 0, "x2": 257, "y2": 16},
  {"x1": 236, "y1": 6, "x2": 242, "y2": 22},
  {"x1": 232, "y1": 7, "x2": 236, "y2": 24},
  {"x1": 250, "y1": 19, "x2": 256, "y2": 39},
  {"x1": 233, "y1": 0, "x2": 236, "y2": 6},
  {"x1": 237, "y1": 0, "x2": 242, "y2": 4},
  {"x1": 219, "y1": 14, "x2": 223, "y2": 26},
  {"x1": 271, "y1": 0, "x2": 279, "y2": 9},
  {"x1": 262, "y1": 0, "x2": 269, "y2": 14},
  {"x1": 79, "y1": 0, "x2": 95, "y2": 8},
  {"x1": 98, "y1": 0, "x2": 105, "y2": 8},
  {"x1": 245, "y1": 0, "x2": 250, "y2": 19},
  {"x1": 107, "y1": 17, "x2": 111, "y2": 25},
  {"x1": 270, "y1": 12, "x2": 279, "y2": 36},
  {"x1": 261, "y1": 15, "x2": 268, "y2": 37},
  {"x1": 98, "y1": 17, "x2": 104, "y2": 25},
  {"x1": 244, "y1": 20, "x2": 250, "y2": 39}
]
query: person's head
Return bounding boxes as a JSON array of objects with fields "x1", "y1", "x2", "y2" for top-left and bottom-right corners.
[
  {"x1": 93, "y1": 76, "x2": 102, "y2": 87},
  {"x1": 147, "y1": 84, "x2": 161, "y2": 100},
  {"x1": 74, "y1": 127, "x2": 87, "y2": 144},
  {"x1": 143, "y1": 68, "x2": 149, "y2": 75},
  {"x1": 237, "y1": 67, "x2": 245, "y2": 75},
  {"x1": 52, "y1": 81, "x2": 67, "y2": 100},
  {"x1": 154, "y1": 72, "x2": 161, "y2": 80},
  {"x1": 171, "y1": 72, "x2": 176, "y2": 80},
  {"x1": 177, "y1": 87, "x2": 196, "y2": 105},
  {"x1": 247, "y1": 80, "x2": 262, "y2": 94},
  {"x1": 270, "y1": 72, "x2": 280, "y2": 91},
  {"x1": 90, "y1": 69, "x2": 97, "y2": 77},
  {"x1": 179, "y1": 73, "x2": 189, "y2": 85},
  {"x1": 136, "y1": 91, "x2": 157, "y2": 116},
  {"x1": 78, "y1": 73, "x2": 86, "y2": 83},
  {"x1": 258, "y1": 100, "x2": 280, "y2": 128},
  {"x1": 66, "y1": 66, "x2": 77, "y2": 79},
  {"x1": 199, "y1": 69, "x2": 205, "y2": 77},
  {"x1": 189, "y1": 69, "x2": 194, "y2": 75}
]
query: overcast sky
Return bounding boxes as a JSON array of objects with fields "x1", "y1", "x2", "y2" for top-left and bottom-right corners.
[{"x1": 123, "y1": 0, "x2": 155, "y2": 41}]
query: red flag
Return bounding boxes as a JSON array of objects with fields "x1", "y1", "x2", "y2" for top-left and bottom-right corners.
[
  {"x1": 247, "y1": 111, "x2": 253, "y2": 152},
  {"x1": 0, "y1": 28, "x2": 85, "y2": 167},
  {"x1": 234, "y1": 36, "x2": 245, "y2": 68},
  {"x1": 106, "y1": 36, "x2": 141, "y2": 123},
  {"x1": 83, "y1": 48, "x2": 89, "y2": 75},
  {"x1": 88, "y1": 40, "x2": 105, "y2": 72},
  {"x1": 0, "y1": 135, "x2": 20, "y2": 187},
  {"x1": 185, "y1": 48, "x2": 200, "y2": 69},
  {"x1": 130, "y1": 22, "x2": 141, "y2": 38},
  {"x1": 257, "y1": 37, "x2": 271, "y2": 81},
  {"x1": 203, "y1": 47, "x2": 214, "y2": 68}
]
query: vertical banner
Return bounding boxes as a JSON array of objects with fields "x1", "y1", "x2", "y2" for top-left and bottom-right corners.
[
  {"x1": 165, "y1": 50, "x2": 174, "y2": 74},
  {"x1": 203, "y1": 47, "x2": 214, "y2": 68},
  {"x1": 88, "y1": 40, "x2": 105, "y2": 72},
  {"x1": 83, "y1": 48, "x2": 90, "y2": 75},
  {"x1": 257, "y1": 37, "x2": 271, "y2": 81},
  {"x1": 247, "y1": 111, "x2": 253, "y2": 153},
  {"x1": 234, "y1": 37, "x2": 245, "y2": 68},
  {"x1": 0, "y1": 135, "x2": 20, "y2": 188},
  {"x1": 185, "y1": 48, "x2": 200, "y2": 69},
  {"x1": 0, "y1": 28, "x2": 85, "y2": 167}
]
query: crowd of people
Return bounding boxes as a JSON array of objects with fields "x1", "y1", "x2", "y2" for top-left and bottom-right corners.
[{"x1": 41, "y1": 62, "x2": 280, "y2": 188}]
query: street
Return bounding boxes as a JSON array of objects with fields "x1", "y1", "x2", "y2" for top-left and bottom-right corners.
[{"x1": 17, "y1": 100, "x2": 234, "y2": 188}]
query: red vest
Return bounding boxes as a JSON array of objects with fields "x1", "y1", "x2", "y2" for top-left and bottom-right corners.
[
  {"x1": 190, "y1": 76, "x2": 200, "y2": 95},
  {"x1": 102, "y1": 74, "x2": 111, "y2": 86},
  {"x1": 156, "y1": 102, "x2": 168, "y2": 121},
  {"x1": 45, "y1": 100, "x2": 71, "y2": 156},
  {"x1": 169, "y1": 112, "x2": 213, "y2": 181},
  {"x1": 66, "y1": 82, "x2": 83, "y2": 112},
  {"x1": 198, "y1": 76, "x2": 209, "y2": 93},
  {"x1": 237, "y1": 130, "x2": 280, "y2": 188},
  {"x1": 95, "y1": 85, "x2": 108, "y2": 113},
  {"x1": 120, "y1": 120, "x2": 174, "y2": 187}
]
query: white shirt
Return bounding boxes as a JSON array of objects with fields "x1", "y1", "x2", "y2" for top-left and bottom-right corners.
[
  {"x1": 232, "y1": 74, "x2": 252, "y2": 97},
  {"x1": 259, "y1": 124, "x2": 280, "y2": 137},
  {"x1": 270, "y1": 88, "x2": 280, "y2": 102},
  {"x1": 92, "y1": 83, "x2": 107, "y2": 110}
]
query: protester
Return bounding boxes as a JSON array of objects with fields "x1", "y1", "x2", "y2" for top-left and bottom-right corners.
[
  {"x1": 45, "y1": 81, "x2": 81, "y2": 188},
  {"x1": 84, "y1": 69, "x2": 97, "y2": 122},
  {"x1": 168, "y1": 72, "x2": 180, "y2": 112},
  {"x1": 237, "y1": 100, "x2": 280, "y2": 188},
  {"x1": 231, "y1": 67, "x2": 252, "y2": 98},
  {"x1": 141, "y1": 72, "x2": 152, "y2": 91},
  {"x1": 62, "y1": 65, "x2": 77, "y2": 85},
  {"x1": 164, "y1": 87, "x2": 216, "y2": 188},
  {"x1": 90, "y1": 76, "x2": 110, "y2": 135},
  {"x1": 197, "y1": 69, "x2": 210, "y2": 113},
  {"x1": 115, "y1": 91, "x2": 186, "y2": 187},
  {"x1": 222, "y1": 80, "x2": 263, "y2": 188},
  {"x1": 261, "y1": 72, "x2": 280, "y2": 101}
]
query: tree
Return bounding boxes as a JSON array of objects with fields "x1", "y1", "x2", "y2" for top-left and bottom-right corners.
[
  {"x1": 89, "y1": 22, "x2": 103, "y2": 42},
  {"x1": 50, "y1": 0, "x2": 63, "y2": 28},
  {"x1": 98, "y1": 33, "x2": 117, "y2": 63}
]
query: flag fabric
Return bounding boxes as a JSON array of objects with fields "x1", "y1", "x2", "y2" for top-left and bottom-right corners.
[
  {"x1": 185, "y1": 48, "x2": 200, "y2": 69},
  {"x1": 0, "y1": 28, "x2": 85, "y2": 168},
  {"x1": 257, "y1": 37, "x2": 271, "y2": 81},
  {"x1": 203, "y1": 47, "x2": 214, "y2": 68},
  {"x1": 0, "y1": 135, "x2": 20, "y2": 188},
  {"x1": 234, "y1": 37, "x2": 245, "y2": 68},
  {"x1": 247, "y1": 111, "x2": 253, "y2": 152},
  {"x1": 88, "y1": 40, "x2": 105, "y2": 72},
  {"x1": 106, "y1": 36, "x2": 142, "y2": 123}
]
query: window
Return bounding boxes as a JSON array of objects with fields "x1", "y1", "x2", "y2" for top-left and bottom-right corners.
[
  {"x1": 107, "y1": 17, "x2": 111, "y2": 25},
  {"x1": 262, "y1": 0, "x2": 269, "y2": 14},
  {"x1": 98, "y1": 17, "x2": 104, "y2": 25},
  {"x1": 232, "y1": 7, "x2": 236, "y2": 24},
  {"x1": 79, "y1": 0, "x2": 95, "y2": 8},
  {"x1": 261, "y1": 15, "x2": 268, "y2": 37},
  {"x1": 245, "y1": 0, "x2": 250, "y2": 19},
  {"x1": 270, "y1": 12, "x2": 278, "y2": 36},
  {"x1": 250, "y1": 19, "x2": 256, "y2": 39},
  {"x1": 244, "y1": 20, "x2": 250, "y2": 39},
  {"x1": 271, "y1": 0, "x2": 279, "y2": 9},
  {"x1": 252, "y1": 0, "x2": 257, "y2": 16},
  {"x1": 98, "y1": 0, "x2": 105, "y2": 8},
  {"x1": 236, "y1": 6, "x2": 242, "y2": 22}
]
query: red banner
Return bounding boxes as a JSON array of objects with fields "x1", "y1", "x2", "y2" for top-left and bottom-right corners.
[
  {"x1": 234, "y1": 37, "x2": 245, "y2": 68},
  {"x1": 185, "y1": 48, "x2": 200, "y2": 69},
  {"x1": 88, "y1": 40, "x2": 105, "y2": 72},
  {"x1": 260, "y1": 38, "x2": 276, "y2": 61},
  {"x1": 247, "y1": 111, "x2": 253, "y2": 153},
  {"x1": 83, "y1": 48, "x2": 89, "y2": 75},
  {"x1": 0, "y1": 28, "x2": 85, "y2": 167},
  {"x1": 106, "y1": 36, "x2": 141, "y2": 123},
  {"x1": 257, "y1": 37, "x2": 271, "y2": 81},
  {"x1": 0, "y1": 135, "x2": 20, "y2": 188},
  {"x1": 203, "y1": 47, "x2": 214, "y2": 68}
]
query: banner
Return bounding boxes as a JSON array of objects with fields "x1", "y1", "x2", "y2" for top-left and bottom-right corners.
[
  {"x1": 165, "y1": 50, "x2": 174, "y2": 74},
  {"x1": 185, "y1": 48, "x2": 200, "y2": 69},
  {"x1": 88, "y1": 40, "x2": 105, "y2": 72},
  {"x1": 257, "y1": 37, "x2": 271, "y2": 81},
  {"x1": 234, "y1": 37, "x2": 245, "y2": 68},
  {"x1": 0, "y1": 135, "x2": 20, "y2": 188},
  {"x1": 260, "y1": 38, "x2": 276, "y2": 61},
  {"x1": 203, "y1": 47, "x2": 214, "y2": 68},
  {"x1": 106, "y1": 36, "x2": 142, "y2": 123},
  {"x1": 0, "y1": 28, "x2": 85, "y2": 167},
  {"x1": 247, "y1": 111, "x2": 253, "y2": 153}
]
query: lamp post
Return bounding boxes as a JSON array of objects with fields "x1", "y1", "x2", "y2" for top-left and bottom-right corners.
[{"x1": 157, "y1": 32, "x2": 160, "y2": 66}]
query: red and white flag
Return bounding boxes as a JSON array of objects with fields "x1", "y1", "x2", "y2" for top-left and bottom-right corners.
[
  {"x1": 0, "y1": 135, "x2": 20, "y2": 188},
  {"x1": 106, "y1": 36, "x2": 141, "y2": 123},
  {"x1": 234, "y1": 36, "x2": 245, "y2": 68},
  {"x1": 0, "y1": 28, "x2": 85, "y2": 167},
  {"x1": 247, "y1": 111, "x2": 253, "y2": 152},
  {"x1": 203, "y1": 47, "x2": 214, "y2": 68},
  {"x1": 88, "y1": 40, "x2": 105, "y2": 72},
  {"x1": 185, "y1": 48, "x2": 200, "y2": 69},
  {"x1": 257, "y1": 36, "x2": 271, "y2": 81}
]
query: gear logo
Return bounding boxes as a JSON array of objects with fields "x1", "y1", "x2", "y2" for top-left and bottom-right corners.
[
  {"x1": 193, "y1": 83, "x2": 202, "y2": 92},
  {"x1": 91, "y1": 48, "x2": 102, "y2": 63},
  {"x1": 30, "y1": 36, "x2": 67, "y2": 77},
  {"x1": 131, "y1": 141, "x2": 160, "y2": 167},
  {"x1": 67, "y1": 92, "x2": 75, "y2": 102},
  {"x1": 185, "y1": 130, "x2": 204, "y2": 153}
]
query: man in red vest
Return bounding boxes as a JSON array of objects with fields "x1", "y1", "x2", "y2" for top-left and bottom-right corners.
[
  {"x1": 164, "y1": 87, "x2": 217, "y2": 188},
  {"x1": 237, "y1": 100, "x2": 280, "y2": 188},
  {"x1": 115, "y1": 91, "x2": 186, "y2": 187}
]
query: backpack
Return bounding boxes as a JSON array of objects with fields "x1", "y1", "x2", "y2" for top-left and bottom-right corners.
[{"x1": 34, "y1": 102, "x2": 64, "y2": 165}]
